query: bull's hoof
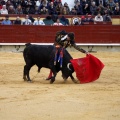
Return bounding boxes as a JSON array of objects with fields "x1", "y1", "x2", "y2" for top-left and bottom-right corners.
[
  {"x1": 62, "y1": 75, "x2": 65, "y2": 79},
  {"x1": 50, "y1": 77, "x2": 55, "y2": 84},
  {"x1": 23, "y1": 76, "x2": 27, "y2": 81},
  {"x1": 38, "y1": 68, "x2": 40, "y2": 73},
  {"x1": 63, "y1": 81, "x2": 67, "y2": 84},
  {"x1": 63, "y1": 79, "x2": 67, "y2": 83},
  {"x1": 27, "y1": 80, "x2": 33, "y2": 83},
  {"x1": 72, "y1": 79, "x2": 79, "y2": 84}
]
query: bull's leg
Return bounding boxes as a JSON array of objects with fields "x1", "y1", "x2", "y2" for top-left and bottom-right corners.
[
  {"x1": 70, "y1": 74, "x2": 78, "y2": 83},
  {"x1": 23, "y1": 65, "x2": 32, "y2": 82},
  {"x1": 26, "y1": 66, "x2": 32, "y2": 82},
  {"x1": 38, "y1": 67, "x2": 41, "y2": 73},
  {"x1": 62, "y1": 74, "x2": 67, "y2": 83},
  {"x1": 62, "y1": 74, "x2": 78, "y2": 83},
  {"x1": 23, "y1": 65, "x2": 27, "y2": 81},
  {"x1": 50, "y1": 68, "x2": 57, "y2": 84}
]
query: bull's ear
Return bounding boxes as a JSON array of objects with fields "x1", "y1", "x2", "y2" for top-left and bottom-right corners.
[{"x1": 67, "y1": 63, "x2": 72, "y2": 71}]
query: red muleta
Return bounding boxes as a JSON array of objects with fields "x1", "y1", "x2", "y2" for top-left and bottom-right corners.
[{"x1": 70, "y1": 54, "x2": 104, "y2": 83}]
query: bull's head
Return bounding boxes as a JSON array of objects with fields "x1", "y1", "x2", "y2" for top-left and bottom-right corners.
[{"x1": 61, "y1": 63, "x2": 77, "y2": 83}]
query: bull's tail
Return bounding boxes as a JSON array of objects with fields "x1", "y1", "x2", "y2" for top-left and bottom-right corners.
[
  {"x1": 25, "y1": 43, "x2": 31, "y2": 47},
  {"x1": 23, "y1": 43, "x2": 32, "y2": 59}
]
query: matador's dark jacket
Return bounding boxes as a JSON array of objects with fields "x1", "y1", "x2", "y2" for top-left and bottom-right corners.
[{"x1": 54, "y1": 30, "x2": 86, "y2": 53}]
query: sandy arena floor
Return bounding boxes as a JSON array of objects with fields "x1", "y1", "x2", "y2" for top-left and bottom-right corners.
[{"x1": 0, "y1": 51, "x2": 120, "y2": 120}]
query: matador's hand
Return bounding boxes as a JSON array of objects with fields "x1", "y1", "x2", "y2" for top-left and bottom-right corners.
[{"x1": 85, "y1": 51, "x2": 89, "y2": 55}]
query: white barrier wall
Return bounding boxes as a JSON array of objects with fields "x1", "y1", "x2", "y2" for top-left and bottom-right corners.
[
  {"x1": 0, "y1": 45, "x2": 120, "y2": 52},
  {"x1": 62, "y1": 0, "x2": 74, "y2": 10}
]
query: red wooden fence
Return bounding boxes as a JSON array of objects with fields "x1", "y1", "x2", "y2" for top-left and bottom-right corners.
[{"x1": 0, "y1": 25, "x2": 120, "y2": 44}]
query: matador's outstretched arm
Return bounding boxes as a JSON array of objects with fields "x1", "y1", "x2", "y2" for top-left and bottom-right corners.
[{"x1": 72, "y1": 44, "x2": 87, "y2": 54}]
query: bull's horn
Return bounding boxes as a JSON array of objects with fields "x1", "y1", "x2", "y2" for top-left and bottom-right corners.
[{"x1": 67, "y1": 63, "x2": 72, "y2": 71}]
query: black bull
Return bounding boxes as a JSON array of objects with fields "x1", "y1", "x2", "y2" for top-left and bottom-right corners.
[{"x1": 23, "y1": 43, "x2": 77, "y2": 84}]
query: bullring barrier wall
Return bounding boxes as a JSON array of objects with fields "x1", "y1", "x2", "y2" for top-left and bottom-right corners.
[
  {"x1": 0, "y1": 25, "x2": 120, "y2": 52},
  {"x1": 0, "y1": 25, "x2": 120, "y2": 43}
]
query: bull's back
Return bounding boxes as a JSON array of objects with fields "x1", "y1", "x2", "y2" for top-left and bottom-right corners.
[{"x1": 23, "y1": 45, "x2": 55, "y2": 67}]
